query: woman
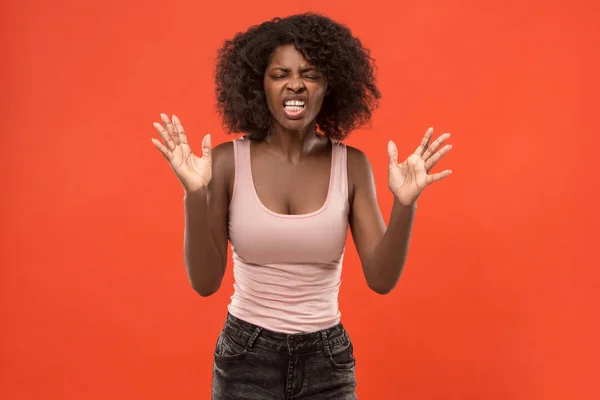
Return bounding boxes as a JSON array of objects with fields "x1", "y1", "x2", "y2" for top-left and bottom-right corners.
[{"x1": 151, "y1": 12, "x2": 452, "y2": 400}]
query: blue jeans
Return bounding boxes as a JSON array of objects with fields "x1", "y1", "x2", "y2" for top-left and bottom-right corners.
[{"x1": 212, "y1": 313, "x2": 357, "y2": 399}]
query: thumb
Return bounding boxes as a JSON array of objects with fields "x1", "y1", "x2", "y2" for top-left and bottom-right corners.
[
  {"x1": 201, "y1": 134, "x2": 212, "y2": 158},
  {"x1": 387, "y1": 140, "x2": 398, "y2": 166}
]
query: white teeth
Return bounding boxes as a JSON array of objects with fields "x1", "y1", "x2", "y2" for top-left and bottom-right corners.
[{"x1": 284, "y1": 100, "x2": 305, "y2": 107}]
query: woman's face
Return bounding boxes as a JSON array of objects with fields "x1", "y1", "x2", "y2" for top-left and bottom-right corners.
[{"x1": 263, "y1": 44, "x2": 328, "y2": 133}]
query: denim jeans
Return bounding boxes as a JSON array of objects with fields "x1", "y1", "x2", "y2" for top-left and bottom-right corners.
[{"x1": 212, "y1": 313, "x2": 357, "y2": 399}]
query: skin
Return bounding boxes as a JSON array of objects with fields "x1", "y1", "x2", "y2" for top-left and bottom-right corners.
[{"x1": 151, "y1": 44, "x2": 452, "y2": 296}]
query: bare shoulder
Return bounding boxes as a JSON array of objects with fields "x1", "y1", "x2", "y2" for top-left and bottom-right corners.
[
  {"x1": 345, "y1": 145, "x2": 375, "y2": 186},
  {"x1": 212, "y1": 140, "x2": 234, "y2": 170},
  {"x1": 345, "y1": 144, "x2": 371, "y2": 165},
  {"x1": 209, "y1": 140, "x2": 235, "y2": 197},
  {"x1": 343, "y1": 144, "x2": 376, "y2": 206}
]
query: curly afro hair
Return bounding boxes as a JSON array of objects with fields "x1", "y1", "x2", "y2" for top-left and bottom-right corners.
[{"x1": 214, "y1": 12, "x2": 381, "y2": 141}]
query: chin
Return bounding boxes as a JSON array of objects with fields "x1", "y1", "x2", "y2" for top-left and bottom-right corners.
[
  {"x1": 284, "y1": 122, "x2": 308, "y2": 132},
  {"x1": 277, "y1": 116, "x2": 316, "y2": 132}
]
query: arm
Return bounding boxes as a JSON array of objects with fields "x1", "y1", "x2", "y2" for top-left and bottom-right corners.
[
  {"x1": 183, "y1": 142, "x2": 233, "y2": 297},
  {"x1": 348, "y1": 128, "x2": 452, "y2": 295},
  {"x1": 348, "y1": 147, "x2": 416, "y2": 295}
]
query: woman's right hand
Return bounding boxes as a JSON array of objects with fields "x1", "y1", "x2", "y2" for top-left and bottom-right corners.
[{"x1": 151, "y1": 113, "x2": 212, "y2": 194}]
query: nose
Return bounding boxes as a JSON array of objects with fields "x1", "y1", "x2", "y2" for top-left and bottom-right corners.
[{"x1": 287, "y1": 75, "x2": 305, "y2": 92}]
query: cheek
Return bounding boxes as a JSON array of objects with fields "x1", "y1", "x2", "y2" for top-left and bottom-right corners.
[
  {"x1": 263, "y1": 79, "x2": 275, "y2": 99},
  {"x1": 263, "y1": 86, "x2": 275, "y2": 104},
  {"x1": 263, "y1": 86, "x2": 281, "y2": 113},
  {"x1": 311, "y1": 87, "x2": 328, "y2": 110}
]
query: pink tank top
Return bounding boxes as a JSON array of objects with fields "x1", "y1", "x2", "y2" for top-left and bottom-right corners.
[{"x1": 227, "y1": 136, "x2": 349, "y2": 333}]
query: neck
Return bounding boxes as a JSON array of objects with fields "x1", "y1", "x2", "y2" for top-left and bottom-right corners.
[{"x1": 265, "y1": 122, "x2": 324, "y2": 159}]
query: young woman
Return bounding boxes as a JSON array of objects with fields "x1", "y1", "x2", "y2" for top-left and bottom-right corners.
[{"x1": 151, "y1": 12, "x2": 452, "y2": 400}]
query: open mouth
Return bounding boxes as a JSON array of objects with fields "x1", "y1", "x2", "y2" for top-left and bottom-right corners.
[{"x1": 283, "y1": 100, "x2": 306, "y2": 119}]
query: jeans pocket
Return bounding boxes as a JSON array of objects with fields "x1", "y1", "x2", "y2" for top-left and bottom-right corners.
[
  {"x1": 214, "y1": 329, "x2": 249, "y2": 360},
  {"x1": 328, "y1": 338, "x2": 356, "y2": 369}
]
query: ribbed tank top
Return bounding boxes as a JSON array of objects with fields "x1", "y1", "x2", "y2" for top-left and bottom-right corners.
[{"x1": 227, "y1": 135, "x2": 349, "y2": 334}]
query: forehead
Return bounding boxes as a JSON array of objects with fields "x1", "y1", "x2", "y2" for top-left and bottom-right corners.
[{"x1": 268, "y1": 44, "x2": 312, "y2": 67}]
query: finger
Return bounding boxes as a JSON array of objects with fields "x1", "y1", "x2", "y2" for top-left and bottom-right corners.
[
  {"x1": 387, "y1": 140, "x2": 398, "y2": 166},
  {"x1": 201, "y1": 134, "x2": 212, "y2": 158},
  {"x1": 426, "y1": 169, "x2": 452, "y2": 185},
  {"x1": 414, "y1": 127, "x2": 433, "y2": 156},
  {"x1": 422, "y1": 133, "x2": 451, "y2": 162},
  {"x1": 153, "y1": 122, "x2": 176, "y2": 151},
  {"x1": 425, "y1": 144, "x2": 452, "y2": 172},
  {"x1": 151, "y1": 138, "x2": 173, "y2": 162},
  {"x1": 172, "y1": 114, "x2": 189, "y2": 145},
  {"x1": 161, "y1": 113, "x2": 180, "y2": 146}
]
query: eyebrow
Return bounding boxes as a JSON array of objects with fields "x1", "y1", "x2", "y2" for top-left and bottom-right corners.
[{"x1": 270, "y1": 66, "x2": 319, "y2": 73}]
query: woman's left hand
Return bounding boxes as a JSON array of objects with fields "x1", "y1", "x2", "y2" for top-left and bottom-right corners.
[{"x1": 388, "y1": 127, "x2": 453, "y2": 207}]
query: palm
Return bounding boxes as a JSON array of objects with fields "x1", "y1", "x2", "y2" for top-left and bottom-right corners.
[
  {"x1": 387, "y1": 128, "x2": 453, "y2": 206},
  {"x1": 151, "y1": 114, "x2": 212, "y2": 193},
  {"x1": 170, "y1": 142, "x2": 211, "y2": 187},
  {"x1": 389, "y1": 154, "x2": 428, "y2": 205}
]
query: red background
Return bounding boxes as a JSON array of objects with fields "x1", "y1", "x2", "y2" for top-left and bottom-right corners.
[{"x1": 2, "y1": 0, "x2": 599, "y2": 399}]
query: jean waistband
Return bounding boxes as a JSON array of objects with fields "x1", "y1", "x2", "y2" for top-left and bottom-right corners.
[{"x1": 223, "y1": 312, "x2": 350, "y2": 355}]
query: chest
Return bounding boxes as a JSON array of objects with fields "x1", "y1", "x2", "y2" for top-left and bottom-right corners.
[
  {"x1": 227, "y1": 140, "x2": 350, "y2": 265},
  {"x1": 250, "y1": 152, "x2": 333, "y2": 216}
]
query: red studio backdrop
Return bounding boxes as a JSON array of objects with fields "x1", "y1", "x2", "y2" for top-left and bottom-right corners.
[{"x1": 1, "y1": 0, "x2": 599, "y2": 399}]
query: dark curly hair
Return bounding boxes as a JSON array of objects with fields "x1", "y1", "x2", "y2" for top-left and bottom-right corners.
[{"x1": 214, "y1": 12, "x2": 381, "y2": 141}]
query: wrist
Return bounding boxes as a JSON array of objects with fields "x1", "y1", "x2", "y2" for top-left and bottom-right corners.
[
  {"x1": 394, "y1": 196, "x2": 417, "y2": 210},
  {"x1": 184, "y1": 186, "x2": 208, "y2": 201}
]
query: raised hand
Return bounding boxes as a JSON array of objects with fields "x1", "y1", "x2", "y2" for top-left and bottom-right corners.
[
  {"x1": 387, "y1": 127, "x2": 453, "y2": 207},
  {"x1": 151, "y1": 113, "x2": 212, "y2": 194}
]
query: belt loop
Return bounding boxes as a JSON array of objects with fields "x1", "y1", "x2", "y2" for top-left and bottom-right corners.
[
  {"x1": 247, "y1": 327, "x2": 261, "y2": 349},
  {"x1": 321, "y1": 330, "x2": 331, "y2": 357}
]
